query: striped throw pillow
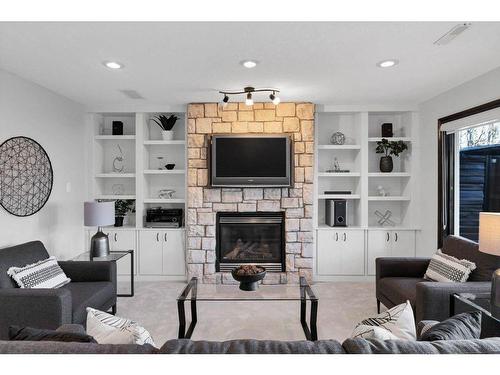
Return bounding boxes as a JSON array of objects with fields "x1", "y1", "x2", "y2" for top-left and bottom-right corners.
[
  {"x1": 7, "y1": 256, "x2": 70, "y2": 289},
  {"x1": 424, "y1": 250, "x2": 476, "y2": 283}
]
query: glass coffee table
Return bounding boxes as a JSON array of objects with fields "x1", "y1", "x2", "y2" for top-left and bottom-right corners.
[
  {"x1": 177, "y1": 276, "x2": 318, "y2": 341},
  {"x1": 451, "y1": 293, "x2": 500, "y2": 338}
]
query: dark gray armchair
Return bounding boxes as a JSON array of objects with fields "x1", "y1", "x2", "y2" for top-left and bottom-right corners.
[
  {"x1": 376, "y1": 235, "x2": 500, "y2": 323},
  {"x1": 0, "y1": 241, "x2": 116, "y2": 339}
]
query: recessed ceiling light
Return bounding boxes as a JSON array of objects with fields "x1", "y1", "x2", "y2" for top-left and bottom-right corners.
[
  {"x1": 241, "y1": 60, "x2": 258, "y2": 69},
  {"x1": 103, "y1": 61, "x2": 124, "y2": 70},
  {"x1": 377, "y1": 59, "x2": 399, "y2": 68}
]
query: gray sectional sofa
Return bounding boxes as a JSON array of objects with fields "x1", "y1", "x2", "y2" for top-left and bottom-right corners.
[{"x1": 1, "y1": 337, "x2": 500, "y2": 354}]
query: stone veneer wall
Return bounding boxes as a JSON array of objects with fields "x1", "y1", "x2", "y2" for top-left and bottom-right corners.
[{"x1": 186, "y1": 102, "x2": 315, "y2": 284}]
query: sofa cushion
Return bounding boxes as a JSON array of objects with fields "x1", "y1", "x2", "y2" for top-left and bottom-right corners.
[
  {"x1": 0, "y1": 241, "x2": 50, "y2": 288},
  {"x1": 443, "y1": 235, "x2": 500, "y2": 281},
  {"x1": 424, "y1": 250, "x2": 476, "y2": 283},
  {"x1": 8, "y1": 325, "x2": 96, "y2": 343},
  {"x1": 160, "y1": 339, "x2": 346, "y2": 354},
  {"x1": 342, "y1": 337, "x2": 500, "y2": 354},
  {"x1": 419, "y1": 311, "x2": 482, "y2": 341},
  {"x1": 378, "y1": 277, "x2": 425, "y2": 307},
  {"x1": 7, "y1": 256, "x2": 71, "y2": 289},
  {"x1": 0, "y1": 340, "x2": 159, "y2": 354},
  {"x1": 62, "y1": 282, "x2": 115, "y2": 324}
]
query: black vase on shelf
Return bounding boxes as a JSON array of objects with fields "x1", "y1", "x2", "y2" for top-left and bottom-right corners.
[
  {"x1": 114, "y1": 216, "x2": 124, "y2": 227},
  {"x1": 380, "y1": 156, "x2": 393, "y2": 173}
]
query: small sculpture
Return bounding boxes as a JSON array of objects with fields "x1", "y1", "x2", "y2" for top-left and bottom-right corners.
[
  {"x1": 112, "y1": 144, "x2": 124, "y2": 173},
  {"x1": 330, "y1": 131, "x2": 346, "y2": 145},
  {"x1": 376, "y1": 185, "x2": 388, "y2": 197},
  {"x1": 158, "y1": 189, "x2": 176, "y2": 199},
  {"x1": 375, "y1": 210, "x2": 396, "y2": 226},
  {"x1": 326, "y1": 157, "x2": 350, "y2": 173}
]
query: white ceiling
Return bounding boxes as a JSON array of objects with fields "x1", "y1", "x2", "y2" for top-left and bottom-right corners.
[{"x1": 1, "y1": 22, "x2": 500, "y2": 110}]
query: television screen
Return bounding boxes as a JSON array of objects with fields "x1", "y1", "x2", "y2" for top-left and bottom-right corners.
[{"x1": 211, "y1": 135, "x2": 292, "y2": 186}]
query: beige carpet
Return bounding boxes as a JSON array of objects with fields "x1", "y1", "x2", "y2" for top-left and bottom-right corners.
[{"x1": 116, "y1": 281, "x2": 377, "y2": 346}]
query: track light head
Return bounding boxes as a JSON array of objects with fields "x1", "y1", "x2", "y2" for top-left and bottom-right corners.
[
  {"x1": 269, "y1": 92, "x2": 280, "y2": 105},
  {"x1": 222, "y1": 94, "x2": 229, "y2": 108},
  {"x1": 245, "y1": 92, "x2": 254, "y2": 106}
]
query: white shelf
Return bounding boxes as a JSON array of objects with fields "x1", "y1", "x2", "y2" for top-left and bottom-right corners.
[
  {"x1": 368, "y1": 172, "x2": 411, "y2": 177},
  {"x1": 144, "y1": 198, "x2": 186, "y2": 204},
  {"x1": 95, "y1": 195, "x2": 136, "y2": 200},
  {"x1": 368, "y1": 196, "x2": 411, "y2": 201},
  {"x1": 94, "y1": 135, "x2": 136, "y2": 140},
  {"x1": 318, "y1": 172, "x2": 361, "y2": 177},
  {"x1": 143, "y1": 140, "x2": 186, "y2": 145},
  {"x1": 318, "y1": 194, "x2": 361, "y2": 200},
  {"x1": 368, "y1": 137, "x2": 412, "y2": 142},
  {"x1": 317, "y1": 144, "x2": 361, "y2": 150},
  {"x1": 95, "y1": 173, "x2": 136, "y2": 178},
  {"x1": 143, "y1": 169, "x2": 185, "y2": 175}
]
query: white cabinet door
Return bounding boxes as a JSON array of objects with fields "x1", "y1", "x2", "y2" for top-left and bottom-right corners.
[
  {"x1": 339, "y1": 230, "x2": 365, "y2": 275},
  {"x1": 391, "y1": 231, "x2": 416, "y2": 258},
  {"x1": 367, "y1": 230, "x2": 391, "y2": 275},
  {"x1": 109, "y1": 230, "x2": 136, "y2": 275},
  {"x1": 317, "y1": 230, "x2": 365, "y2": 276},
  {"x1": 317, "y1": 230, "x2": 340, "y2": 275},
  {"x1": 139, "y1": 231, "x2": 163, "y2": 275},
  {"x1": 162, "y1": 230, "x2": 185, "y2": 276}
]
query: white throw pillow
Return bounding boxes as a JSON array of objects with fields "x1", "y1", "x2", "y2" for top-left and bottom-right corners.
[
  {"x1": 353, "y1": 300, "x2": 416, "y2": 340},
  {"x1": 351, "y1": 324, "x2": 400, "y2": 340},
  {"x1": 424, "y1": 250, "x2": 476, "y2": 282},
  {"x1": 86, "y1": 307, "x2": 156, "y2": 347},
  {"x1": 7, "y1": 256, "x2": 70, "y2": 289}
]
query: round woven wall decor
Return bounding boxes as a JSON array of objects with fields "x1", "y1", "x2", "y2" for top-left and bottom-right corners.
[{"x1": 0, "y1": 136, "x2": 53, "y2": 216}]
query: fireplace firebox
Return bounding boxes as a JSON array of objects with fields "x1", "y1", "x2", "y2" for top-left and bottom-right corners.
[{"x1": 216, "y1": 212, "x2": 286, "y2": 272}]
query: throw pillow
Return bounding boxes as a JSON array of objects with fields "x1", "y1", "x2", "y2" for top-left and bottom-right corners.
[
  {"x1": 351, "y1": 324, "x2": 400, "y2": 340},
  {"x1": 424, "y1": 250, "x2": 476, "y2": 282},
  {"x1": 7, "y1": 256, "x2": 71, "y2": 288},
  {"x1": 419, "y1": 311, "x2": 482, "y2": 341},
  {"x1": 354, "y1": 300, "x2": 416, "y2": 340},
  {"x1": 86, "y1": 307, "x2": 156, "y2": 347},
  {"x1": 9, "y1": 326, "x2": 96, "y2": 343}
]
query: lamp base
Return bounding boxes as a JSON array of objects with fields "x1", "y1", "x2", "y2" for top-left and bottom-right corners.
[
  {"x1": 492, "y1": 269, "x2": 500, "y2": 319},
  {"x1": 90, "y1": 228, "x2": 110, "y2": 258}
]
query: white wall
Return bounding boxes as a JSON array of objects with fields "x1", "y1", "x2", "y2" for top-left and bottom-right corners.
[
  {"x1": 417, "y1": 66, "x2": 500, "y2": 256},
  {"x1": 0, "y1": 69, "x2": 86, "y2": 259}
]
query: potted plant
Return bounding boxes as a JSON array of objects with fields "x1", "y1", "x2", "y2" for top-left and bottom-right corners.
[
  {"x1": 114, "y1": 199, "x2": 135, "y2": 227},
  {"x1": 151, "y1": 114, "x2": 178, "y2": 140},
  {"x1": 375, "y1": 138, "x2": 408, "y2": 172}
]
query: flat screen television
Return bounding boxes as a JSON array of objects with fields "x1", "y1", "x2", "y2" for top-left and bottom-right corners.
[{"x1": 210, "y1": 135, "x2": 293, "y2": 187}]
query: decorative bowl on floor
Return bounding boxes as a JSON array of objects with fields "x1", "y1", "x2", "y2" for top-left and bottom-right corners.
[{"x1": 231, "y1": 265, "x2": 266, "y2": 291}]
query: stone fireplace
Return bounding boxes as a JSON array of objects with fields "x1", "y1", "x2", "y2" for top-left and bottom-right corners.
[
  {"x1": 186, "y1": 102, "x2": 314, "y2": 284},
  {"x1": 216, "y1": 212, "x2": 285, "y2": 272}
]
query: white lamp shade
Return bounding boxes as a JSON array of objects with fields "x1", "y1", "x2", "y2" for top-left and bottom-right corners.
[
  {"x1": 84, "y1": 201, "x2": 115, "y2": 227},
  {"x1": 479, "y1": 212, "x2": 500, "y2": 256}
]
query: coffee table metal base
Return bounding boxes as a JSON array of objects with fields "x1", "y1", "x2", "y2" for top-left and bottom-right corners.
[{"x1": 177, "y1": 276, "x2": 318, "y2": 341}]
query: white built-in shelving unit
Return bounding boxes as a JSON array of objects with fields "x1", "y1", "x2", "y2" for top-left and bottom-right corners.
[
  {"x1": 86, "y1": 112, "x2": 187, "y2": 280},
  {"x1": 313, "y1": 109, "x2": 420, "y2": 280}
]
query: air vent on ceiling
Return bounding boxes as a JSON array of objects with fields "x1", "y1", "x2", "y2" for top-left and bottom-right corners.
[
  {"x1": 120, "y1": 90, "x2": 144, "y2": 99},
  {"x1": 434, "y1": 23, "x2": 472, "y2": 45}
]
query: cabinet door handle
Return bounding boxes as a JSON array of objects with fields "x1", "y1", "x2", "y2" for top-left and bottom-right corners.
[
  {"x1": 386, "y1": 232, "x2": 390, "y2": 242},
  {"x1": 114, "y1": 233, "x2": 117, "y2": 242},
  {"x1": 343, "y1": 233, "x2": 347, "y2": 242},
  {"x1": 164, "y1": 233, "x2": 167, "y2": 242},
  {"x1": 395, "y1": 232, "x2": 398, "y2": 242},
  {"x1": 335, "y1": 232, "x2": 338, "y2": 241},
  {"x1": 156, "y1": 233, "x2": 159, "y2": 242}
]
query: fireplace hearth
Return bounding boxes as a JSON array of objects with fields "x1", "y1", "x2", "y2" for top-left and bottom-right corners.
[{"x1": 216, "y1": 212, "x2": 285, "y2": 272}]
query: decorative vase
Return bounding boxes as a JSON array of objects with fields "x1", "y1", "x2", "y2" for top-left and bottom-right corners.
[
  {"x1": 380, "y1": 156, "x2": 393, "y2": 173},
  {"x1": 162, "y1": 130, "x2": 174, "y2": 141},
  {"x1": 114, "y1": 216, "x2": 124, "y2": 227}
]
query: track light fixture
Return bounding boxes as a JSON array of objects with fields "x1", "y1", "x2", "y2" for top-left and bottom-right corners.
[{"x1": 219, "y1": 86, "x2": 280, "y2": 106}]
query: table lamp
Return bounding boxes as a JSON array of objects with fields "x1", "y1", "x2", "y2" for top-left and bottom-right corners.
[
  {"x1": 478, "y1": 212, "x2": 500, "y2": 317},
  {"x1": 84, "y1": 201, "x2": 115, "y2": 258}
]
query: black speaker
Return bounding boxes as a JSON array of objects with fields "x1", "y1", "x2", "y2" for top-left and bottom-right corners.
[
  {"x1": 381, "y1": 123, "x2": 393, "y2": 138},
  {"x1": 326, "y1": 199, "x2": 347, "y2": 227},
  {"x1": 112, "y1": 121, "x2": 123, "y2": 135}
]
